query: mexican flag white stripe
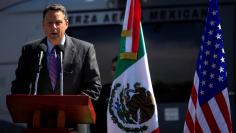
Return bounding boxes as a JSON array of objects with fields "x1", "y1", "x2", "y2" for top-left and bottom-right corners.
[
  {"x1": 123, "y1": 0, "x2": 131, "y2": 30},
  {"x1": 123, "y1": 0, "x2": 133, "y2": 52}
]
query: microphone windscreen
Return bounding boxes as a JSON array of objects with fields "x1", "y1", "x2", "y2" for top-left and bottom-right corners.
[
  {"x1": 38, "y1": 43, "x2": 47, "y2": 52},
  {"x1": 55, "y1": 45, "x2": 64, "y2": 54}
]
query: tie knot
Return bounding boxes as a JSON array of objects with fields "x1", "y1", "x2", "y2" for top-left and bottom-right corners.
[
  {"x1": 50, "y1": 47, "x2": 57, "y2": 56},
  {"x1": 52, "y1": 47, "x2": 56, "y2": 52}
]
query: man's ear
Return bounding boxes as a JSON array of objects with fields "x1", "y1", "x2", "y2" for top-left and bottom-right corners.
[{"x1": 65, "y1": 19, "x2": 69, "y2": 28}]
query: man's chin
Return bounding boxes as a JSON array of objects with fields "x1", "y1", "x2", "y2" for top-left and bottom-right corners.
[
  {"x1": 48, "y1": 36, "x2": 61, "y2": 44},
  {"x1": 50, "y1": 34, "x2": 61, "y2": 38},
  {"x1": 50, "y1": 35, "x2": 60, "y2": 39}
]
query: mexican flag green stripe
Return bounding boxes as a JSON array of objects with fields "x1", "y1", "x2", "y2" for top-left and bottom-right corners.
[{"x1": 115, "y1": 24, "x2": 146, "y2": 79}]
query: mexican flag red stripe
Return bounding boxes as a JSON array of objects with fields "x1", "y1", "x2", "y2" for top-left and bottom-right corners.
[{"x1": 131, "y1": 0, "x2": 141, "y2": 53}]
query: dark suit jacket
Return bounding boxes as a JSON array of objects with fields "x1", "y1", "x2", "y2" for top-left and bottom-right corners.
[{"x1": 11, "y1": 35, "x2": 102, "y2": 99}]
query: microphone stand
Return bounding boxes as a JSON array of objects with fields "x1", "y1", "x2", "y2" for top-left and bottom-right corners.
[{"x1": 33, "y1": 51, "x2": 44, "y2": 95}]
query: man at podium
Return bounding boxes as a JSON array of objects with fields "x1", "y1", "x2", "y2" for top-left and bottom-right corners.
[
  {"x1": 9, "y1": 3, "x2": 102, "y2": 132},
  {"x1": 11, "y1": 3, "x2": 102, "y2": 99}
]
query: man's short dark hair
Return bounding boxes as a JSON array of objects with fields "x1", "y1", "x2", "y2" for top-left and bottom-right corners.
[{"x1": 43, "y1": 4, "x2": 68, "y2": 20}]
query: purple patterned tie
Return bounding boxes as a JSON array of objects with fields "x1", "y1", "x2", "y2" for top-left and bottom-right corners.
[{"x1": 49, "y1": 48, "x2": 59, "y2": 90}]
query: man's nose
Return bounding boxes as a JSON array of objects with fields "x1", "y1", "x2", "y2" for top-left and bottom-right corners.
[{"x1": 52, "y1": 23, "x2": 57, "y2": 28}]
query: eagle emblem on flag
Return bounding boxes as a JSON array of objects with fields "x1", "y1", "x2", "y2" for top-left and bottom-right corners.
[{"x1": 108, "y1": 82, "x2": 155, "y2": 132}]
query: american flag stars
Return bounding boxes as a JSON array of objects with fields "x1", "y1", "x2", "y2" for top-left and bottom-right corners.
[{"x1": 197, "y1": 6, "x2": 227, "y2": 102}]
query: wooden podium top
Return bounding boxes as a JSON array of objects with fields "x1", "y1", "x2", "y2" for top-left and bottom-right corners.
[{"x1": 6, "y1": 94, "x2": 96, "y2": 124}]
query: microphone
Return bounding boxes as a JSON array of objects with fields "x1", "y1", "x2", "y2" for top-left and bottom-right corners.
[
  {"x1": 55, "y1": 45, "x2": 64, "y2": 63},
  {"x1": 33, "y1": 43, "x2": 47, "y2": 95},
  {"x1": 38, "y1": 43, "x2": 47, "y2": 67},
  {"x1": 54, "y1": 45, "x2": 64, "y2": 96}
]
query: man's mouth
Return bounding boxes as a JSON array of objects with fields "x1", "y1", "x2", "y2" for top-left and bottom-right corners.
[{"x1": 51, "y1": 33, "x2": 58, "y2": 35}]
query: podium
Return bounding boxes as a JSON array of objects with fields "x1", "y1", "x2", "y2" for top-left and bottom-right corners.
[{"x1": 6, "y1": 94, "x2": 96, "y2": 133}]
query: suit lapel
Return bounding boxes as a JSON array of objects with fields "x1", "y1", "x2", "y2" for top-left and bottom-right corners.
[{"x1": 63, "y1": 35, "x2": 76, "y2": 72}]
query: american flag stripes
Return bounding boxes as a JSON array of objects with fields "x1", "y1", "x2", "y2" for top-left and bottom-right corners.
[{"x1": 183, "y1": 0, "x2": 232, "y2": 132}]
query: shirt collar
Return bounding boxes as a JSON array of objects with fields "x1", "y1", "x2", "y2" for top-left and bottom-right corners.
[{"x1": 47, "y1": 35, "x2": 66, "y2": 53}]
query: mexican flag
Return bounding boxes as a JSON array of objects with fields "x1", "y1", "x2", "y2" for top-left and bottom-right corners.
[{"x1": 107, "y1": 0, "x2": 159, "y2": 133}]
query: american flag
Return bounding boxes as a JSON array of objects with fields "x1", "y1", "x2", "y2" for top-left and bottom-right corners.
[{"x1": 183, "y1": 0, "x2": 232, "y2": 132}]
